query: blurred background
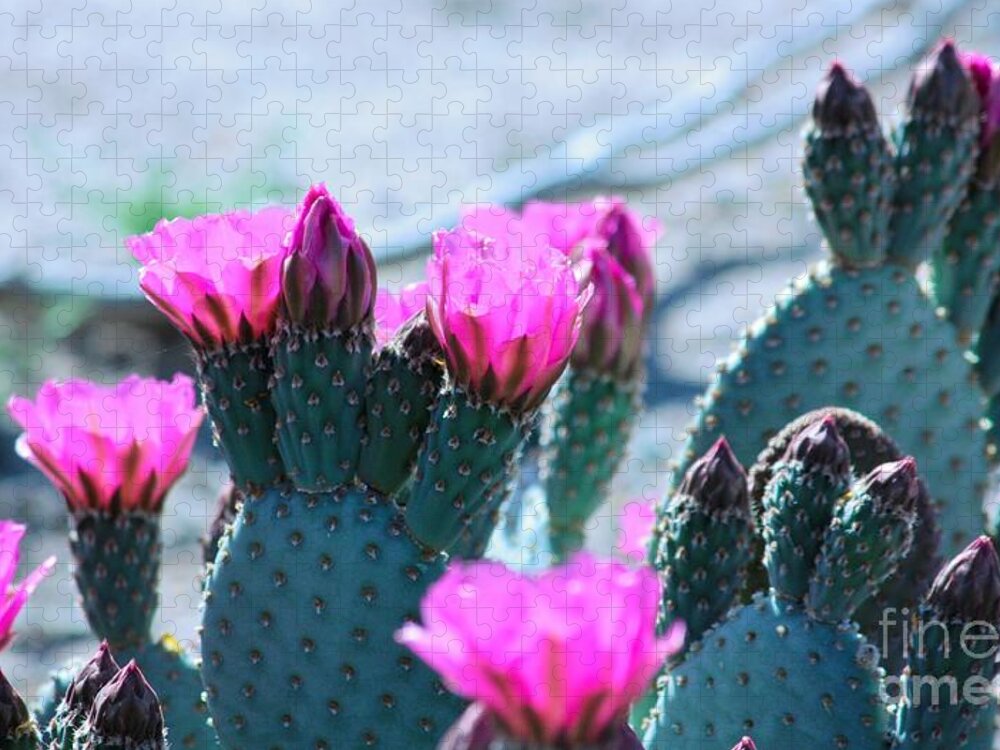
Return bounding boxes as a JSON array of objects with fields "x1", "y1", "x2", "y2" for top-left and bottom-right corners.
[{"x1": 0, "y1": 0, "x2": 997, "y2": 697}]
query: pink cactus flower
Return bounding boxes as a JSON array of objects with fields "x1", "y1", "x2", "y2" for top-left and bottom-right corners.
[
  {"x1": 0, "y1": 520, "x2": 55, "y2": 650},
  {"x1": 462, "y1": 199, "x2": 659, "y2": 376},
  {"x1": 7, "y1": 375, "x2": 205, "y2": 513},
  {"x1": 126, "y1": 207, "x2": 293, "y2": 349},
  {"x1": 426, "y1": 227, "x2": 592, "y2": 412},
  {"x1": 618, "y1": 498, "x2": 656, "y2": 565},
  {"x1": 395, "y1": 552, "x2": 684, "y2": 746},
  {"x1": 962, "y1": 52, "x2": 1000, "y2": 146},
  {"x1": 520, "y1": 198, "x2": 660, "y2": 309},
  {"x1": 373, "y1": 281, "x2": 430, "y2": 348},
  {"x1": 281, "y1": 183, "x2": 378, "y2": 330}
]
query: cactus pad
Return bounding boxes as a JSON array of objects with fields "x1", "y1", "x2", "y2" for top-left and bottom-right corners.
[
  {"x1": 681, "y1": 262, "x2": 986, "y2": 556},
  {"x1": 542, "y1": 370, "x2": 641, "y2": 559},
  {"x1": 642, "y1": 595, "x2": 889, "y2": 750},
  {"x1": 197, "y1": 343, "x2": 283, "y2": 492},
  {"x1": 270, "y1": 326, "x2": 371, "y2": 491},
  {"x1": 69, "y1": 511, "x2": 160, "y2": 650},
  {"x1": 201, "y1": 485, "x2": 464, "y2": 748}
]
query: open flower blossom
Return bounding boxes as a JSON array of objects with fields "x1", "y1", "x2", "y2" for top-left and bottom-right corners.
[
  {"x1": 126, "y1": 207, "x2": 293, "y2": 349},
  {"x1": 426, "y1": 227, "x2": 592, "y2": 412},
  {"x1": 373, "y1": 281, "x2": 430, "y2": 348},
  {"x1": 0, "y1": 520, "x2": 55, "y2": 650},
  {"x1": 7, "y1": 375, "x2": 204, "y2": 513},
  {"x1": 395, "y1": 553, "x2": 684, "y2": 746},
  {"x1": 461, "y1": 199, "x2": 658, "y2": 376},
  {"x1": 617, "y1": 498, "x2": 656, "y2": 565},
  {"x1": 281, "y1": 183, "x2": 377, "y2": 330}
]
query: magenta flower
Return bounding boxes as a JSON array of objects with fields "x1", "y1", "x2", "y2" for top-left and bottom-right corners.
[
  {"x1": 520, "y1": 197, "x2": 660, "y2": 310},
  {"x1": 373, "y1": 281, "x2": 430, "y2": 348},
  {"x1": 0, "y1": 520, "x2": 55, "y2": 650},
  {"x1": 126, "y1": 207, "x2": 293, "y2": 350},
  {"x1": 462, "y1": 199, "x2": 658, "y2": 376},
  {"x1": 426, "y1": 227, "x2": 591, "y2": 412},
  {"x1": 7, "y1": 375, "x2": 205, "y2": 513},
  {"x1": 962, "y1": 52, "x2": 1000, "y2": 146},
  {"x1": 281, "y1": 183, "x2": 378, "y2": 330},
  {"x1": 617, "y1": 498, "x2": 656, "y2": 565},
  {"x1": 395, "y1": 553, "x2": 684, "y2": 746}
]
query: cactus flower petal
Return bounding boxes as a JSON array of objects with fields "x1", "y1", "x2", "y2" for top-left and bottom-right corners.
[
  {"x1": 427, "y1": 227, "x2": 591, "y2": 412},
  {"x1": 0, "y1": 521, "x2": 55, "y2": 650},
  {"x1": 126, "y1": 207, "x2": 293, "y2": 349},
  {"x1": 281, "y1": 183, "x2": 377, "y2": 330},
  {"x1": 7, "y1": 375, "x2": 204, "y2": 512},
  {"x1": 395, "y1": 552, "x2": 683, "y2": 745},
  {"x1": 374, "y1": 281, "x2": 430, "y2": 348}
]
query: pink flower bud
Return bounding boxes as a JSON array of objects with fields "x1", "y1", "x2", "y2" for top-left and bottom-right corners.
[
  {"x1": 373, "y1": 281, "x2": 430, "y2": 348},
  {"x1": 7, "y1": 375, "x2": 204, "y2": 513},
  {"x1": 281, "y1": 183, "x2": 378, "y2": 330},
  {"x1": 962, "y1": 51, "x2": 1000, "y2": 146},
  {"x1": 0, "y1": 521, "x2": 55, "y2": 650},
  {"x1": 426, "y1": 227, "x2": 591, "y2": 412},
  {"x1": 126, "y1": 208, "x2": 293, "y2": 349},
  {"x1": 395, "y1": 553, "x2": 684, "y2": 746}
]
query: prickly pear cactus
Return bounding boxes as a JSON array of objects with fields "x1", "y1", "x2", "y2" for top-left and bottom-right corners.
[
  {"x1": 746, "y1": 408, "x2": 941, "y2": 671},
  {"x1": 358, "y1": 315, "x2": 445, "y2": 497},
  {"x1": 543, "y1": 371, "x2": 641, "y2": 558},
  {"x1": 676, "y1": 47, "x2": 989, "y2": 557},
  {"x1": 200, "y1": 486, "x2": 463, "y2": 748},
  {"x1": 643, "y1": 595, "x2": 889, "y2": 750},
  {"x1": 66, "y1": 511, "x2": 215, "y2": 748},
  {"x1": 198, "y1": 343, "x2": 285, "y2": 493},
  {"x1": 643, "y1": 418, "x2": 921, "y2": 749},
  {"x1": 653, "y1": 437, "x2": 753, "y2": 646}
]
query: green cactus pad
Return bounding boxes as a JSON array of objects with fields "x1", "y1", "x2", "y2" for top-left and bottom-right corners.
[
  {"x1": 895, "y1": 609, "x2": 996, "y2": 750},
  {"x1": 358, "y1": 320, "x2": 444, "y2": 497},
  {"x1": 270, "y1": 325, "x2": 371, "y2": 492},
  {"x1": 542, "y1": 369, "x2": 641, "y2": 560},
  {"x1": 197, "y1": 343, "x2": 284, "y2": 493},
  {"x1": 69, "y1": 511, "x2": 160, "y2": 650},
  {"x1": 680, "y1": 262, "x2": 987, "y2": 556},
  {"x1": 653, "y1": 495, "x2": 753, "y2": 646},
  {"x1": 641, "y1": 595, "x2": 889, "y2": 750},
  {"x1": 808, "y1": 480, "x2": 915, "y2": 621},
  {"x1": 887, "y1": 55, "x2": 979, "y2": 268},
  {"x1": 762, "y1": 461, "x2": 849, "y2": 601},
  {"x1": 116, "y1": 638, "x2": 214, "y2": 749},
  {"x1": 407, "y1": 390, "x2": 528, "y2": 554},
  {"x1": 803, "y1": 74, "x2": 894, "y2": 268},
  {"x1": 931, "y1": 177, "x2": 1000, "y2": 342},
  {"x1": 746, "y1": 408, "x2": 941, "y2": 671},
  {"x1": 200, "y1": 485, "x2": 464, "y2": 748}
]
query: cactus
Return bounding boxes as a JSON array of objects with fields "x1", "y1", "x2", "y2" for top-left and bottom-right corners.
[
  {"x1": 459, "y1": 200, "x2": 659, "y2": 560},
  {"x1": 643, "y1": 418, "x2": 1000, "y2": 750},
  {"x1": 0, "y1": 669, "x2": 40, "y2": 750},
  {"x1": 672, "y1": 45, "x2": 990, "y2": 559},
  {"x1": 153, "y1": 205, "x2": 593, "y2": 747},
  {"x1": 652, "y1": 437, "x2": 753, "y2": 646},
  {"x1": 8, "y1": 376, "x2": 215, "y2": 748},
  {"x1": 895, "y1": 536, "x2": 1000, "y2": 749}
]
